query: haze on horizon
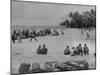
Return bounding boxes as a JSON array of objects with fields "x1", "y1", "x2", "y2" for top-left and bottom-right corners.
[{"x1": 11, "y1": 0, "x2": 95, "y2": 26}]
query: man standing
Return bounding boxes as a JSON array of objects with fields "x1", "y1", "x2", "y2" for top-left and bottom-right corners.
[
  {"x1": 30, "y1": 31, "x2": 38, "y2": 42},
  {"x1": 12, "y1": 34, "x2": 15, "y2": 43},
  {"x1": 12, "y1": 30, "x2": 17, "y2": 43}
]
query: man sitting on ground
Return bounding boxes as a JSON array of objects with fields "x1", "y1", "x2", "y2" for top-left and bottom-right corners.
[
  {"x1": 71, "y1": 47, "x2": 78, "y2": 56},
  {"x1": 36, "y1": 45, "x2": 41, "y2": 55},
  {"x1": 83, "y1": 44, "x2": 89, "y2": 55},
  {"x1": 41, "y1": 44, "x2": 48, "y2": 54},
  {"x1": 64, "y1": 45, "x2": 71, "y2": 55},
  {"x1": 76, "y1": 43, "x2": 83, "y2": 56}
]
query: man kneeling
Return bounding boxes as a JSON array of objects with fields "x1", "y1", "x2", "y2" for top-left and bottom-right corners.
[{"x1": 71, "y1": 47, "x2": 78, "y2": 56}]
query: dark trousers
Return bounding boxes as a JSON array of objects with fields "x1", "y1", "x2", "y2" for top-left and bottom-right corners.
[
  {"x1": 78, "y1": 50, "x2": 83, "y2": 55},
  {"x1": 30, "y1": 36, "x2": 38, "y2": 42}
]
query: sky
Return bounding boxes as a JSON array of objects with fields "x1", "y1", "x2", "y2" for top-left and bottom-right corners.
[{"x1": 11, "y1": 0, "x2": 95, "y2": 26}]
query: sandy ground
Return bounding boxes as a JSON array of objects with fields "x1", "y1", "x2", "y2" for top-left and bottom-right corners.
[{"x1": 11, "y1": 28, "x2": 96, "y2": 74}]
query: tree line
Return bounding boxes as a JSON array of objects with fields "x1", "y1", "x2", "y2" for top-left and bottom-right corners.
[{"x1": 60, "y1": 9, "x2": 96, "y2": 28}]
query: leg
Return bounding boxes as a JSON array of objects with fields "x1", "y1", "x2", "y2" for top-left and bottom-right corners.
[
  {"x1": 34, "y1": 36, "x2": 38, "y2": 41},
  {"x1": 78, "y1": 50, "x2": 80, "y2": 55},
  {"x1": 12, "y1": 39, "x2": 15, "y2": 43},
  {"x1": 81, "y1": 50, "x2": 83, "y2": 56},
  {"x1": 30, "y1": 37, "x2": 33, "y2": 42},
  {"x1": 83, "y1": 50, "x2": 85, "y2": 55},
  {"x1": 87, "y1": 51, "x2": 89, "y2": 55}
]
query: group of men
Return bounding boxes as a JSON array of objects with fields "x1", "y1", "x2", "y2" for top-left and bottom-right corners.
[
  {"x1": 36, "y1": 43, "x2": 89, "y2": 56},
  {"x1": 11, "y1": 29, "x2": 40, "y2": 43},
  {"x1": 64, "y1": 43, "x2": 89, "y2": 56},
  {"x1": 36, "y1": 44, "x2": 48, "y2": 55},
  {"x1": 12, "y1": 28, "x2": 64, "y2": 43}
]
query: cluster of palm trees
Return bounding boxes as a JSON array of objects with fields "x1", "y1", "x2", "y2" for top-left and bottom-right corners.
[{"x1": 60, "y1": 9, "x2": 96, "y2": 28}]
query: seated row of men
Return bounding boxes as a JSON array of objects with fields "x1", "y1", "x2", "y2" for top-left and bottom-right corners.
[
  {"x1": 64, "y1": 43, "x2": 89, "y2": 56},
  {"x1": 36, "y1": 43, "x2": 89, "y2": 55}
]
